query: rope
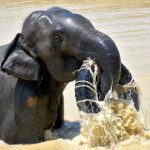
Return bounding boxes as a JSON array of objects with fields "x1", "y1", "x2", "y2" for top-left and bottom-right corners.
[
  {"x1": 75, "y1": 84, "x2": 97, "y2": 94},
  {"x1": 77, "y1": 99, "x2": 99, "y2": 104},
  {"x1": 117, "y1": 78, "x2": 137, "y2": 93}
]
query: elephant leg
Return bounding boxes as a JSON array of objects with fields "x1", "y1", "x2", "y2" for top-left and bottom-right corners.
[
  {"x1": 52, "y1": 95, "x2": 64, "y2": 129},
  {"x1": 14, "y1": 79, "x2": 50, "y2": 143},
  {"x1": 117, "y1": 63, "x2": 139, "y2": 111},
  {"x1": 98, "y1": 71, "x2": 113, "y2": 102}
]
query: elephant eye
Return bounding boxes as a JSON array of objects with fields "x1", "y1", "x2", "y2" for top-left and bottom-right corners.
[{"x1": 53, "y1": 34, "x2": 63, "y2": 44}]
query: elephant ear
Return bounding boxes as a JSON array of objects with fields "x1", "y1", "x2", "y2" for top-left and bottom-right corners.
[{"x1": 1, "y1": 33, "x2": 41, "y2": 81}]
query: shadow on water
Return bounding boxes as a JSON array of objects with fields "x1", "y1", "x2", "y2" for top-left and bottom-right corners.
[{"x1": 51, "y1": 121, "x2": 80, "y2": 140}]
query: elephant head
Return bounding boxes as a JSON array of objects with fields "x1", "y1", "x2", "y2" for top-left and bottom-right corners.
[
  {"x1": 1, "y1": 7, "x2": 94, "y2": 82},
  {"x1": 1, "y1": 7, "x2": 121, "y2": 100}
]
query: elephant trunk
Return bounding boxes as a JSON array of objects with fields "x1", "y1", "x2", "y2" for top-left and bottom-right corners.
[{"x1": 72, "y1": 28, "x2": 121, "y2": 90}]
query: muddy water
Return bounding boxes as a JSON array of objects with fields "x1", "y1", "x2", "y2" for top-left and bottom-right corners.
[{"x1": 0, "y1": 0, "x2": 150, "y2": 149}]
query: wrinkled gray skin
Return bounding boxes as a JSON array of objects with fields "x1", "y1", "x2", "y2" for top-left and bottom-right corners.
[
  {"x1": 0, "y1": 7, "x2": 139, "y2": 144},
  {"x1": 0, "y1": 43, "x2": 66, "y2": 144}
]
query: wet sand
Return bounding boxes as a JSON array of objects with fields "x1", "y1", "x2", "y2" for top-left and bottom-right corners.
[
  {"x1": 0, "y1": 135, "x2": 150, "y2": 150},
  {"x1": 0, "y1": 0, "x2": 150, "y2": 149}
]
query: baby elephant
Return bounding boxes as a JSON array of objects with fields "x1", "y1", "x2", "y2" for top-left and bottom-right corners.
[{"x1": 0, "y1": 7, "x2": 139, "y2": 144}]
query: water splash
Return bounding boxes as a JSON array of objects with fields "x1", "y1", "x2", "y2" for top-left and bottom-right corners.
[
  {"x1": 74, "y1": 99, "x2": 148, "y2": 147},
  {"x1": 74, "y1": 58, "x2": 149, "y2": 147}
]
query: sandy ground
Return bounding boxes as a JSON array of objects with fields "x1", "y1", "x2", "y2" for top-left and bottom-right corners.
[{"x1": 0, "y1": 136, "x2": 150, "y2": 150}]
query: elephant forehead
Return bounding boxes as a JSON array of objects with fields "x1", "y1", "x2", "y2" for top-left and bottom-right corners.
[
  {"x1": 25, "y1": 96, "x2": 38, "y2": 108},
  {"x1": 22, "y1": 17, "x2": 51, "y2": 41},
  {"x1": 39, "y1": 15, "x2": 53, "y2": 24},
  {"x1": 30, "y1": 11, "x2": 43, "y2": 19}
]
